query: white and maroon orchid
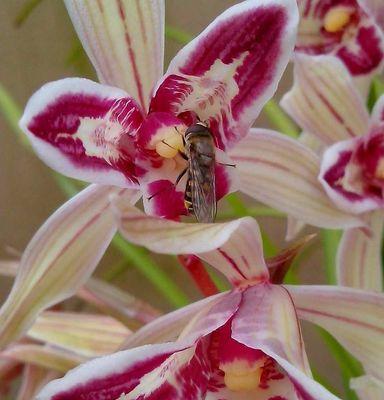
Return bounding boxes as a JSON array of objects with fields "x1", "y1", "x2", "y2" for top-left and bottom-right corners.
[
  {"x1": 34, "y1": 205, "x2": 384, "y2": 400},
  {"x1": 282, "y1": 54, "x2": 384, "y2": 292},
  {"x1": 230, "y1": 54, "x2": 383, "y2": 291},
  {"x1": 296, "y1": 0, "x2": 384, "y2": 88},
  {"x1": 19, "y1": 0, "x2": 298, "y2": 220}
]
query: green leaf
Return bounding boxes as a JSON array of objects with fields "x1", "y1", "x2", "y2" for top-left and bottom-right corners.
[
  {"x1": 262, "y1": 99, "x2": 300, "y2": 138},
  {"x1": 165, "y1": 25, "x2": 192, "y2": 45},
  {"x1": 14, "y1": 0, "x2": 45, "y2": 27},
  {"x1": 318, "y1": 328, "x2": 363, "y2": 400},
  {"x1": 367, "y1": 76, "x2": 384, "y2": 112},
  {"x1": 112, "y1": 235, "x2": 189, "y2": 308}
]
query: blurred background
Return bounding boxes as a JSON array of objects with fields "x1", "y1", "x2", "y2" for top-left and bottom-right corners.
[{"x1": 0, "y1": 0, "x2": 342, "y2": 395}]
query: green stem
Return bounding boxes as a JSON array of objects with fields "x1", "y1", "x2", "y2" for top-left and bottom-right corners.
[
  {"x1": 113, "y1": 235, "x2": 189, "y2": 307},
  {"x1": 321, "y1": 229, "x2": 342, "y2": 285},
  {"x1": 263, "y1": 100, "x2": 300, "y2": 138}
]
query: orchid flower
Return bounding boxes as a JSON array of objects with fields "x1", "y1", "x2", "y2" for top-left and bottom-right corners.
[
  {"x1": 19, "y1": 0, "x2": 299, "y2": 221},
  {"x1": 34, "y1": 205, "x2": 384, "y2": 400},
  {"x1": 229, "y1": 54, "x2": 383, "y2": 292},
  {"x1": 295, "y1": 0, "x2": 384, "y2": 91}
]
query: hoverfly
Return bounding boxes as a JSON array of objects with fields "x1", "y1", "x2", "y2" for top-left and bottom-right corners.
[
  {"x1": 150, "y1": 121, "x2": 230, "y2": 223},
  {"x1": 182, "y1": 121, "x2": 217, "y2": 223}
]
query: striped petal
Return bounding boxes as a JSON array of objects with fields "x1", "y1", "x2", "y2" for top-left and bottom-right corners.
[
  {"x1": 232, "y1": 283, "x2": 311, "y2": 375},
  {"x1": 287, "y1": 285, "x2": 384, "y2": 381},
  {"x1": 359, "y1": 0, "x2": 384, "y2": 29},
  {"x1": 0, "y1": 186, "x2": 137, "y2": 349},
  {"x1": 64, "y1": 0, "x2": 164, "y2": 111},
  {"x1": 150, "y1": 0, "x2": 299, "y2": 150},
  {"x1": 123, "y1": 292, "x2": 229, "y2": 349},
  {"x1": 351, "y1": 375, "x2": 384, "y2": 400},
  {"x1": 281, "y1": 55, "x2": 370, "y2": 146},
  {"x1": 28, "y1": 311, "x2": 131, "y2": 357},
  {"x1": 285, "y1": 132, "x2": 325, "y2": 240},
  {"x1": 36, "y1": 342, "x2": 189, "y2": 400},
  {"x1": 19, "y1": 78, "x2": 144, "y2": 187},
  {"x1": 16, "y1": 365, "x2": 59, "y2": 400},
  {"x1": 229, "y1": 129, "x2": 364, "y2": 229},
  {"x1": 2, "y1": 344, "x2": 86, "y2": 373},
  {"x1": 337, "y1": 211, "x2": 383, "y2": 291},
  {"x1": 114, "y1": 201, "x2": 269, "y2": 285},
  {"x1": 78, "y1": 277, "x2": 161, "y2": 329}
]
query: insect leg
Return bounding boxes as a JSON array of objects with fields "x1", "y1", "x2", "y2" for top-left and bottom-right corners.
[
  {"x1": 147, "y1": 167, "x2": 188, "y2": 201},
  {"x1": 174, "y1": 126, "x2": 186, "y2": 147},
  {"x1": 218, "y1": 162, "x2": 236, "y2": 168}
]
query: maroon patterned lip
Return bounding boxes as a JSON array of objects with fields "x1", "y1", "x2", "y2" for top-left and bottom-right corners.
[
  {"x1": 296, "y1": 0, "x2": 384, "y2": 76},
  {"x1": 321, "y1": 126, "x2": 384, "y2": 211}
]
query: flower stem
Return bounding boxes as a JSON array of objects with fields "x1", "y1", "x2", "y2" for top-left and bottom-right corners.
[{"x1": 177, "y1": 255, "x2": 219, "y2": 297}]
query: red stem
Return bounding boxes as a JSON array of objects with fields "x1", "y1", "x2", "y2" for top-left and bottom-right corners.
[{"x1": 177, "y1": 254, "x2": 219, "y2": 296}]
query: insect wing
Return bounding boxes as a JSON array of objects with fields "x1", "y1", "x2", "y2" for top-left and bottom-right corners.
[{"x1": 189, "y1": 151, "x2": 217, "y2": 223}]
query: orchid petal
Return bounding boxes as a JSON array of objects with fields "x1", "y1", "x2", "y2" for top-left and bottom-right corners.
[
  {"x1": 151, "y1": 0, "x2": 299, "y2": 150},
  {"x1": 36, "y1": 342, "x2": 188, "y2": 400},
  {"x1": 0, "y1": 186, "x2": 137, "y2": 349},
  {"x1": 115, "y1": 201, "x2": 269, "y2": 284},
  {"x1": 286, "y1": 285, "x2": 384, "y2": 381},
  {"x1": 64, "y1": 0, "x2": 164, "y2": 111},
  {"x1": 359, "y1": 0, "x2": 384, "y2": 29},
  {"x1": 19, "y1": 78, "x2": 143, "y2": 187},
  {"x1": 0, "y1": 260, "x2": 18, "y2": 277},
  {"x1": 78, "y1": 277, "x2": 161, "y2": 329},
  {"x1": 28, "y1": 311, "x2": 131, "y2": 357},
  {"x1": 123, "y1": 292, "x2": 229, "y2": 349},
  {"x1": 337, "y1": 211, "x2": 383, "y2": 291},
  {"x1": 271, "y1": 353, "x2": 341, "y2": 400},
  {"x1": 232, "y1": 283, "x2": 311, "y2": 375},
  {"x1": 2, "y1": 344, "x2": 86, "y2": 373},
  {"x1": 281, "y1": 55, "x2": 369, "y2": 146},
  {"x1": 350, "y1": 375, "x2": 384, "y2": 400},
  {"x1": 16, "y1": 365, "x2": 59, "y2": 400},
  {"x1": 230, "y1": 129, "x2": 364, "y2": 229},
  {"x1": 125, "y1": 342, "x2": 210, "y2": 400},
  {"x1": 285, "y1": 132, "x2": 324, "y2": 240}
]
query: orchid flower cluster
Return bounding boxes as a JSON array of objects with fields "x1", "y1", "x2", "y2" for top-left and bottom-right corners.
[{"x1": 1, "y1": 0, "x2": 384, "y2": 399}]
